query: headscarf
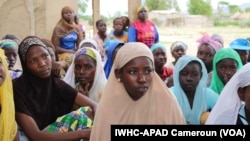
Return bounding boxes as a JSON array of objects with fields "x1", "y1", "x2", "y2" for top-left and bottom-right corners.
[
  {"x1": 104, "y1": 40, "x2": 124, "y2": 78},
  {"x1": 170, "y1": 41, "x2": 187, "y2": 53},
  {"x1": 90, "y1": 42, "x2": 186, "y2": 141},
  {"x1": 211, "y1": 34, "x2": 224, "y2": 47},
  {"x1": 51, "y1": 6, "x2": 83, "y2": 46},
  {"x1": 14, "y1": 36, "x2": 77, "y2": 129},
  {"x1": 197, "y1": 34, "x2": 223, "y2": 52},
  {"x1": 150, "y1": 42, "x2": 166, "y2": 52},
  {"x1": 0, "y1": 49, "x2": 17, "y2": 141},
  {"x1": 209, "y1": 48, "x2": 243, "y2": 94},
  {"x1": 63, "y1": 47, "x2": 107, "y2": 102},
  {"x1": 206, "y1": 63, "x2": 250, "y2": 124},
  {"x1": 0, "y1": 39, "x2": 18, "y2": 50},
  {"x1": 170, "y1": 55, "x2": 208, "y2": 124},
  {"x1": 136, "y1": 5, "x2": 149, "y2": 13},
  {"x1": 79, "y1": 38, "x2": 99, "y2": 51}
]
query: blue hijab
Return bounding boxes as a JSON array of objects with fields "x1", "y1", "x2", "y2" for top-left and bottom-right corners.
[
  {"x1": 170, "y1": 55, "x2": 208, "y2": 124},
  {"x1": 104, "y1": 40, "x2": 124, "y2": 78}
]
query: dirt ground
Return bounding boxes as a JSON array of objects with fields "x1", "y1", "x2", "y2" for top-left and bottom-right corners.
[
  {"x1": 158, "y1": 26, "x2": 250, "y2": 63},
  {"x1": 84, "y1": 25, "x2": 250, "y2": 63}
]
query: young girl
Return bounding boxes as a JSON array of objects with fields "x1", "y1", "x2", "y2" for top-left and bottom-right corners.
[
  {"x1": 13, "y1": 36, "x2": 97, "y2": 141},
  {"x1": 64, "y1": 47, "x2": 107, "y2": 103},
  {"x1": 106, "y1": 17, "x2": 128, "y2": 43},
  {"x1": 150, "y1": 43, "x2": 173, "y2": 85},
  {"x1": 0, "y1": 48, "x2": 18, "y2": 141},
  {"x1": 209, "y1": 48, "x2": 243, "y2": 94},
  {"x1": 93, "y1": 19, "x2": 107, "y2": 62},
  {"x1": 206, "y1": 63, "x2": 250, "y2": 124},
  {"x1": 170, "y1": 55, "x2": 218, "y2": 124},
  {"x1": 0, "y1": 39, "x2": 22, "y2": 79},
  {"x1": 90, "y1": 42, "x2": 185, "y2": 141},
  {"x1": 51, "y1": 6, "x2": 83, "y2": 65}
]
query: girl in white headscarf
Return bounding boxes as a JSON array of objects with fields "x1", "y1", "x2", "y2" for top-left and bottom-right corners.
[
  {"x1": 63, "y1": 47, "x2": 107, "y2": 103},
  {"x1": 206, "y1": 63, "x2": 250, "y2": 125}
]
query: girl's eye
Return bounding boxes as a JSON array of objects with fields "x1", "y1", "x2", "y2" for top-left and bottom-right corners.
[{"x1": 129, "y1": 70, "x2": 137, "y2": 75}]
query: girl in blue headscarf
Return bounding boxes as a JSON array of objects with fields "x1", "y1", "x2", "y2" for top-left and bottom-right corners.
[{"x1": 170, "y1": 55, "x2": 218, "y2": 124}]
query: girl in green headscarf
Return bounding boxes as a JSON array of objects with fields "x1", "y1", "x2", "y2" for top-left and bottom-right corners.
[{"x1": 209, "y1": 48, "x2": 243, "y2": 94}]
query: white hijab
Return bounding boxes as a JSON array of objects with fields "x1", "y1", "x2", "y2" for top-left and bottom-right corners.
[
  {"x1": 206, "y1": 63, "x2": 250, "y2": 124},
  {"x1": 63, "y1": 47, "x2": 107, "y2": 102}
]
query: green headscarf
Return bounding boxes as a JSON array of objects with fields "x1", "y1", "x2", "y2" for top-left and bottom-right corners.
[{"x1": 209, "y1": 48, "x2": 242, "y2": 94}]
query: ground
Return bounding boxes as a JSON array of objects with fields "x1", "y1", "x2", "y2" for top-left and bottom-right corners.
[{"x1": 83, "y1": 24, "x2": 250, "y2": 63}]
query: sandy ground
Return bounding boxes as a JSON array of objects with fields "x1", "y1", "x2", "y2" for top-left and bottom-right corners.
[
  {"x1": 84, "y1": 25, "x2": 250, "y2": 63},
  {"x1": 158, "y1": 26, "x2": 250, "y2": 63}
]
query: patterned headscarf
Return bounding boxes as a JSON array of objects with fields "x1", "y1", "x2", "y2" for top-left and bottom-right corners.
[
  {"x1": 209, "y1": 48, "x2": 243, "y2": 94},
  {"x1": 0, "y1": 39, "x2": 18, "y2": 50},
  {"x1": 0, "y1": 48, "x2": 17, "y2": 141},
  {"x1": 197, "y1": 34, "x2": 223, "y2": 52},
  {"x1": 63, "y1": 47, "x2": 107, "y2": 102},
  {"x1": 136, "y1": 5, "x2": 149, "y2": 13},
  {"x1": 18, "y1": 36, "x2": 47, "y2": 64}
]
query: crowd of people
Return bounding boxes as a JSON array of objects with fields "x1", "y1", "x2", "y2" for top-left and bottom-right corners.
[{"x1": 1, "y1": 4, "x2": 250, "y2": 141}]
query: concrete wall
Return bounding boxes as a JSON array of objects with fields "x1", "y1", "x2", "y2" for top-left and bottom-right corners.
[{"x1": 0, "y1": 0, "x2": 77, "y2": 41}]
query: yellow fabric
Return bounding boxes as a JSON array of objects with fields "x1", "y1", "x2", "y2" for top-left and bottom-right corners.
[
  {"x1": 90, "y1": 42, "x2": 186, "y2": 141},
  {"x1": 136, "y1": 5, "x2": 149, "y2": 13},
  {"x1": 0, "y1": 49, "x2": 17, "y2": 140}
]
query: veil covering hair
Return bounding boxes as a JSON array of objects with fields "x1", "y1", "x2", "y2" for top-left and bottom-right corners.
[
  {"x1": 0, "y1": 48, "x2": 17, "y2": 140},
  {"x1": 206, "y1": 63, "x2": 250, "y2": 124}
]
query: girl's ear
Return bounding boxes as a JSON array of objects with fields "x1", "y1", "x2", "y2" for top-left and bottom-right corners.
[
  {"x1": 115, "y1": 69, "x2": 122, "y2": 81},
  {"x1": 238, "y1": 87, "x2": 245, "y2": 101}
]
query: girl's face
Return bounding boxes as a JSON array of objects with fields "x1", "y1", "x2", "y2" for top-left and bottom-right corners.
[
  {"x1": 153, "y1": 48, "x2": 167, "y2": 69},
  {"x1": 238, "y1": 86, "x2": 250, "y2": 113},
  {"x1": 179, "y1": 61, "x2": 202, "y2": 94},
  {"x1": 197, "y1": 44, "x2": 216, "y2": 69},
  {"x1": 97, "y1": 21, "x2": 107, "y2": 33},
  {"x1": 74, "y1": 55, "x2": 96, "y2": 86},
  {"x1": 235, "y1": 50, "x2": 249, "y2": 65},
  {"x1": 113, "y1": 19, "x2": 123, "y2": 33},
  {"x1": 4, "y1": 47, "x2": 17, "y2": 70},
  {"x1": 0, "y1": 58, "x2": 6, "y2": 86},
  {"x1": 172, "y1": 46, "x2": 186, "y2": 61},
  {"x1": 26, "y1": 45, "x2": 52, "y2": 78},
  {"x1": 62, "y1": 9, "x2": 74, "y2": 23},
  {"x1": 216, "y1": 58, "x2": 238, "y2": 84},
  {"x1": 115, "y1": 56, "x2": 154, "y2": 101}
]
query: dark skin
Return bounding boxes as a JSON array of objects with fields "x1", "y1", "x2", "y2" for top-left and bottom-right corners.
[
  {"x1": 179, "y1": 61, "x2": 202, "y2": 108},
  {"x1": 138, "y1": 8, "x2": 148, "y2": 22},
  {"x1": 171, "y1": 46, "x2": 186, "y2": 66},
  {"x1": 74, "y1": 54, "x2": 96, "y2": 96},
  {"x1": 216, "y1": 58, "x2": 238, "y2": 85},
  {"x1": 96, "y1": 20, "x2": 107, "y2": 41},
  {"x1": 234, "y1": 49, "x2": 249, "y2": 65},
  {"x1": 53, "y1": 9, "x2": 77, "y2": 54},
  {"x1": 16, "y1": 45, "x2": 97, "y2": 141},
  {"x1": 115, "y1": 56, "x2": 154, "y2": 101},
  {"x1": 113, "y1": 18, "x2": 124, "y2": 37},
  {"x1": 152, "y1": 48, "x2": 167, "y2": 78},
  {"x1": 197, "y1": 44, "x2": 216, "y2": 73},
  {"x1": 3, "y1": 47, "x2": 18, "y2": 70},
  {"x1": 238, "y1": 86, "x2": 250, "y2": 123}
]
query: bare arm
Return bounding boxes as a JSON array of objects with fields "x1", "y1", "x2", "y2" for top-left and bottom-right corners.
[{"x1": 16, "y1": 112, "x2": 90, "y2": 141}]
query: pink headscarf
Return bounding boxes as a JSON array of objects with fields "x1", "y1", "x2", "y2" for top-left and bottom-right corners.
[{"x1": 197, "y1": 34, "x2": 222, "y2": 52}]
